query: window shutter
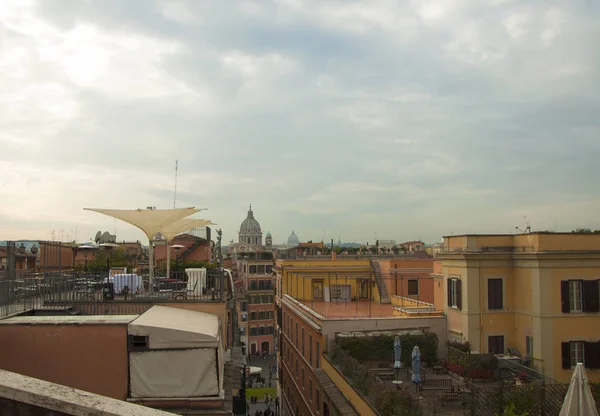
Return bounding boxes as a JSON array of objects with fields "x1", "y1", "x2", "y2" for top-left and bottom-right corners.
[
  {"x1": 561, "y1": 281, "x2": 570, "y2": 313},
  {"x1": 584, "y1": 342, "x2": 600, "y2": 369},
  {"x1": 456, "y1": 279, "x2": 463, "y2": 310},
  {"x1": 582, "y1": 280, "x2": 600, "y2": 313},
  {"x1": 447, "y1": 279, "x2": 452, "y2": 307},
  {"x1": 561, "y1": 342, "x2": 571, "y2": 369}
]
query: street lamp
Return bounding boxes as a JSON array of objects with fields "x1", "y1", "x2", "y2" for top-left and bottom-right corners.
[{"x1": 171, "y1": 244, "x2": 186, "y2": 277}]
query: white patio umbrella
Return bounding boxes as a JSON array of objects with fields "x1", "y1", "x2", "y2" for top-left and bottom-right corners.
[{"x1": 559, "y1": 363, "x2": 598, "y2": 416}]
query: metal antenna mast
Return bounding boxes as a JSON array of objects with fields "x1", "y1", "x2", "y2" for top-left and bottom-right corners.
[{"x1": 173, "y1": 159, "x2": 178, "y2": 209}]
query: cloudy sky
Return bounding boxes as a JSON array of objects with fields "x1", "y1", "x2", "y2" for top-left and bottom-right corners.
[{"x1": 1, "y1": 0, "x2": 599, "y2": 245}]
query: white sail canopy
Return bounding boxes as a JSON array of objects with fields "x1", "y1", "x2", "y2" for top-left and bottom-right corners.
[
  {"x1": 160, "y1": 218, "x2": 216, "y2": 243},
  {"x1": 83, "y1": 207, "x2": 202, "y2": 240}
]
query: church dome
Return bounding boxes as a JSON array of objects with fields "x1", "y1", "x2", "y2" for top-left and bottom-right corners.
[
  {"x1": 239, "y1": 205, "x2": 263, "y2": 245},
  {"x1": 240, "y1": 206, "x2": 262, "y2": 234},
  {"x1": 287, "y1": 230, "x2": 300, "y2": 246}
]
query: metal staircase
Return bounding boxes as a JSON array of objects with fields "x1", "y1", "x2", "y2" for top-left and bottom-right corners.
[
  {"x1": 370, "y1": 258, "x2": 391, "y2": 304},
  {"x1": 179, "y1": 239, "x2": 204, "y2": 260}
]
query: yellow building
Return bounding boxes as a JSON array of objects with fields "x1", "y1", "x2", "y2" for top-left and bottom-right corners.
[
  {"x1": 436, "y1": 232, "x2": 600, "y2": 382},
  {"x1": 274, "y1": 258, "x2": 446, "y2": 416}
]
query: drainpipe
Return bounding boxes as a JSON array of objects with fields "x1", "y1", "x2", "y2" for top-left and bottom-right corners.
[{"x1": 479, "y1": 266, "x2": 484, "y2": 352}]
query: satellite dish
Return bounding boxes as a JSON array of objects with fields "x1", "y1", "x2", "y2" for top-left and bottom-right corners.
[
  {"x1": 110, "y1": 234, "x2": 116, "y2": 243},
  {"x1": 100, "y1": 232, "x2": 111, "y2": 243},
  {"x1": 31, "y1": 245, "x2": 39, "y2": 255},
  {"x1": 95, "y1": 231, "x2": 102, "y2": 243}
]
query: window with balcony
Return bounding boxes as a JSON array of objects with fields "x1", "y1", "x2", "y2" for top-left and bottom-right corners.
[
  {"x1": 250, "y1": 281, "x2": 257, "y2": 290},
  {"x1": 561, "y1": 279, "x2": 599, "y2": 313},
  {"x1": 249, "y1": 265, "x2": 257, "y2": 274},
  {"x1": 487, "y1": 278, "x2": 503, "y2": 310}
]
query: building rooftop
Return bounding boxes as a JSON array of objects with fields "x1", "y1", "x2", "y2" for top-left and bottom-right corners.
[
  {"x1": 0, "y1": 315, "x2": 139, "y2": 325},
  {"x1": 0, "y1": 368, "x2": 173, "y2": 416},
  {"x1": 287, "y1": 296, "x2": 442, "y2": 320}
]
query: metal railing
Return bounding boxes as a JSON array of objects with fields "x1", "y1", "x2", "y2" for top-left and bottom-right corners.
[{"x1": 0, "y1": 270, "x2": 227, "y2": 319}]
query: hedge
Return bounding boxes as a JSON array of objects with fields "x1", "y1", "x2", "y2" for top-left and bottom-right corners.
[{"x1": 336, "y1": 333, "x2": 439, "y2": 366}]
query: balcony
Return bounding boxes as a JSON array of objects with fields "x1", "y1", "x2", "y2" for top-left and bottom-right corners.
[{"x1": 0, "y1": 270, "x2": 230, "y2": 319}]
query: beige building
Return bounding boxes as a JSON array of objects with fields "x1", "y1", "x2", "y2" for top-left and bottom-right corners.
[{"x1": 436, "y1": 232, "x2": 600, "y2": 382}]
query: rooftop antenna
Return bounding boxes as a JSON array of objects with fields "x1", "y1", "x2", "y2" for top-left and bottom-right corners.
[
  {"x1": 173, "y1": 159, "x2": 178, "y2": 209},
  {"x1": 515, "y1": 216, "x2": 531, "y2": 234}
]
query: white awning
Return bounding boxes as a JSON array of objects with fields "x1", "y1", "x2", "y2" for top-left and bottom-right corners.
[
  {"x1": 83, "y1": 207, "x2": 202, "y2": 240},
  {"x1": 159, "y1": 218, "x2": 216, "y2": 242},
  {"x1": 128, "y1": 306, "x2": 220, "y2": 349}
]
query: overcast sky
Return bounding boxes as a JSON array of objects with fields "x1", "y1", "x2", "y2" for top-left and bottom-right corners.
[{"x1": 1, "y1": 0, "x2": 599, "y2": 245}]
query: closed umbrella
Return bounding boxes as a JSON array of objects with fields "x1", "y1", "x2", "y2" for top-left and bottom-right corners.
[
  {"x1": 394, "y1": 336, "x2": 402, "y2": 380},
  {"x1": 560, "y1": 363, "x2": 598, "y2": 416},
  {"x1": 411, "y1": 346, "x2": 421, "y2": 385}
]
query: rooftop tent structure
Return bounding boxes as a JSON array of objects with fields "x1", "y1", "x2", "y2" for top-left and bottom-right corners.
[
  {"x1": 127, "y1": 306, "x2": 224, "y2": 399},
  {"x1": 83, "y1": 207, "x2": 202, "y2": 292},
  {"x1": 159, "y1": 218, "x2": 215, "y2": 280}
]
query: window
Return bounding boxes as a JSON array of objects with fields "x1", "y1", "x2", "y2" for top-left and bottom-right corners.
[
  {"x1": 240, "y1": 326, "x2": 246, "y2": 335},
  {"x1": 241, "y1": 302, "x2": 247, "y2": 312},
  {"x1": 295, "y1": 359, "x2": 298, "y2": 377},
  {"x1": 316, "y1": 341, "x2": 320, "y2": 368},
  {"x1": 249, "y1": 265, "x2": 257, "y2": 274},
  {"x1": 309, "y1": 378, "x2": 313, "y2": 402},
  {"x1": 129, "y1": 335, "x2": 148, "y2": 350},
  {"x1": 250, "y1": 312, "x2": 257, "y2": 321},
  {"x1": 407, "y1": 279, "x2": 419, "y2": 296},
  {"x1": 488, "y1": 335, "x2": 504, "y2": 355},
  {"x1": 561, "y1": 279, "x2": 600, "y2": 313},
  {"x1": 569, "y1": 280, "x2": 583, "y2": 312},
  {"x1": 526, "y1": 335, "x2": 533, "y2": 358},
  {"x1": 316, "y1": 389, "x2": 320, "y2": 413},
  {"x1": 296, "y1": 322, "x2": 299, "y2": 344},
  {"x1": 267, "y1": 265, "x2": 273, "y2": 274},
  {"x1": 571, "y1": 341, "x2": 585, "y2": 368},
  {"x1": 447, "y1": 278, "x2": 462, "y2": 309},
  {"x1": 309, "y1": 334, "x2": 313, "y2": 366},
  {"x1": 302, "y1": 368, "x2": 305, "y2": 389},
  {"x1": 250, "y1": 280, "x2": 257, "y2": 290},
  {"x1": 562, "y1": 341, "x2": 600, "y2": 369},
  {"x1": 488, "y1": 278, "x2": 503, "y2": 310},
  {"x1": 302, "y1": 328, "x2": 305, "y2": 355}
]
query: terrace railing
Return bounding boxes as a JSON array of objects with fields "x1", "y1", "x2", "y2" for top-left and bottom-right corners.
[{"x1": 0, "y1": 269, "x2": 227, "y2": 318}]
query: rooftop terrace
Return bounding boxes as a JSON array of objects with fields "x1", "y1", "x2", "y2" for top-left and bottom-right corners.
[{"x1": 288, "y1": 295, "x2": 441, "y2": 320}]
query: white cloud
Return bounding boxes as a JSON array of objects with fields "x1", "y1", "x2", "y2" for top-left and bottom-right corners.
[{"x1": 1, "y1": 0, "x2": 599, "y2": 243}]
